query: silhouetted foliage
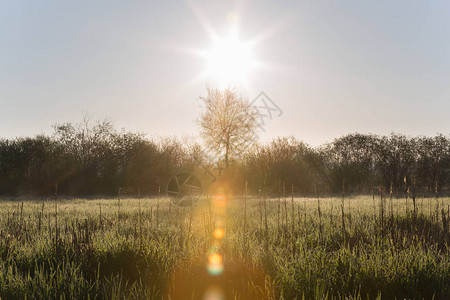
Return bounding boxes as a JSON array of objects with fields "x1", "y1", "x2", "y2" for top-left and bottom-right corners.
[{"x1": 1, "y1": 121, "x2": 450, "y2": 197}]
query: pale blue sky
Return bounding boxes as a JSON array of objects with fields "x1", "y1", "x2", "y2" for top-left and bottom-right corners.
[{"x1": 1, "y1": 0, "x2": 449, "y2": 146}]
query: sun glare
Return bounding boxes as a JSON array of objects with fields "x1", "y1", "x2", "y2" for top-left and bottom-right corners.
[
  {"x1": 179, "y1": 5, "x2": 283, "y2": 93},
  {"x1": 202, "y1": 28, "x2": 259, "y2": 88}
]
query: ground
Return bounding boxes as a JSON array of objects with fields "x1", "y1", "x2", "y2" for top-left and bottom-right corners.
[{"x1": 0, "y1": 194, "x2": 449, "y2": 299}]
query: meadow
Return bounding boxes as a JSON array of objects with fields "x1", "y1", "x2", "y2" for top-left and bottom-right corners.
[{"x1": 1, "y1": 192, "x2": 450, "y2": 299}]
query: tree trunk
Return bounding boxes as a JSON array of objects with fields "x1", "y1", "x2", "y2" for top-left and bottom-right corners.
[{"x1": 225, "y1": 134, "x2": 230, "y2": 169}]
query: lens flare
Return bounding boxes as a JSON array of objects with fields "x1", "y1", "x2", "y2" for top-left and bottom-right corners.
[
  {"x1": 203, "y1": 286, "x2": 225, "y2": 300},
  {"x1": 213, "y1": 228, "x2": 225, "y2": 240},
  {"x1": 209, "y1": 253, "x2": 222, "y2": 265},
  {"x1": 212, "y1": 193, "x2": 227, "y2": 216},
  {"x1": 207, "y1": 253, "x2": 224, "y2": 275}
]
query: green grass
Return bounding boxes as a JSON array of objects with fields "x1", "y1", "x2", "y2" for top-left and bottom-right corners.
[{"x1": 0, "y1": 194, "x2": 449, "y2": 299}]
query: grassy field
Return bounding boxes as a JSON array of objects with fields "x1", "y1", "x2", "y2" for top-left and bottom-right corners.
[{"x1": 0, "y1": 193, "x2": 450, "y2": 299}]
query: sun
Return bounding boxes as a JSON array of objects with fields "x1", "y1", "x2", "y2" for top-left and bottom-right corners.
[
  {"x1": 176, "y1": 6, "x2": 283, "y2": 92},
  {"x1": 201, "y1": 27, "x2": 259, "y2": 88}
]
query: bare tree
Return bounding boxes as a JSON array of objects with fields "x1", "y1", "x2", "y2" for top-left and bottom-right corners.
[{"x1": 198, "y1": 87, "x2": 258, "y2": 169}]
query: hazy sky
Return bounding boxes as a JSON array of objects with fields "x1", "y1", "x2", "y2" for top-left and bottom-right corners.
[{"x1": 1, "y1": 0, "x2": 449, "y2": 146}]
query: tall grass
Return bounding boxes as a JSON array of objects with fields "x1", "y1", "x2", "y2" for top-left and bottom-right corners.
[{"x1": 0, "y1": 194, "x2": 449, "y2": 299}]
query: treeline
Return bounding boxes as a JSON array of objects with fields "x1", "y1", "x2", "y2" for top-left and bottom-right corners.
[
  {"x1": 245, "y1": 134, "x2": 450, "y2": 196},
  {"x1": 1, "y1": 119, "x2": 449, "y2": 196},
  {"x1": 0, "y1": 119, "x2": 202, "y2": 196}
]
